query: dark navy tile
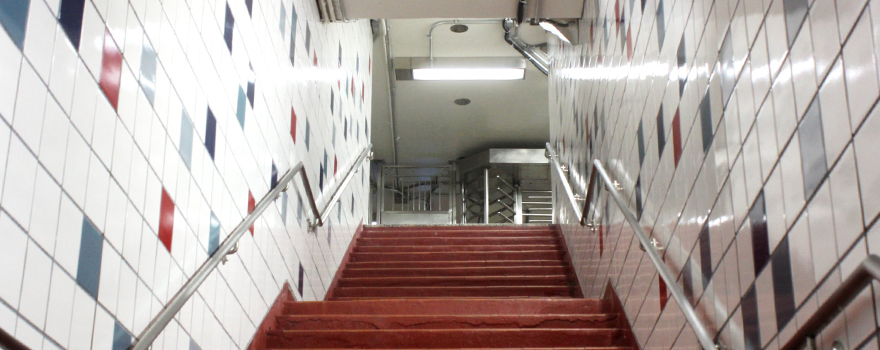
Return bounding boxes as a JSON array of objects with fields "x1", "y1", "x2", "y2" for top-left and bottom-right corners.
[
  {"x1": 350, "y1": 194, "x2": 355, "y2": 215},
  {"x1": 305, "y1": 119, "x2": 311, "y2": 150},
  {"x1": 323, "y1": 150, "x2": 328, "y2": 178},
  {"x1": 288, "y1": 6, "x2": 297, "y2": 65},
  {"x1": 681, "y1": 257, "x2": 694, "y2": 304},
  {"x1": 77, "y1": 217, "x2": 103, "y2": 300},
  {"x1": 750, "y1": 191, "x2": 770, "y2": 275},
  {"x1": 297, "y1": 263, "x2": 304, "y2": 296},
  {"x1": 0, "y1": 0, "x2": 30, "y2": 49},
  {"x1": 720, "y1": 29, "x2": 735, "y2": 105},
  {"x1": 208, "y1": 212, "x2": 219, "y2": 255},
  {"x1": 798, "y1": 97, "x2": 827, "y2": 200},
  {"x1": 206, "y1": 108, "x2": 216, "y2": 160},
  {"x1": 236, "y1": 87, "x2": 246, "y2": 128},
  {"x1": 112, "y1": 321, "x2": 132, "y2": 350},
  {"x1": 319, "y1": 164, "x2": 324, "y2": 190},
  {"x1": 656, "y1": 108, "x2": 665, "y2": 156},
  {"x1": 783, "y1": 0, "x2": 809, "y2": 47},
  {"x1": 245, "y1": 0, "x2": 253, "y2": 16},
  {"x1": 297, "y1": 193, "x2": 303, "y2": 222},
  {"x1": 140, "y1": 41, "x2": 158, "y2": 105},
  {"x1": 338, "y1": 43, "x2": 342, "y2": 67},
  {"x1": 305, "y1": 25, "x2": 311, "y2": 52},
  {"x1": 344, "y1": 119, "x2": 348, "y2": 140},
  {"x1": 635, "y1": 178, "x2": 643, "y2": 218},
  {"x1": 637, "y1": 119, "x2": 645, "y2": 166},
  {"x1": 224, "y1": 3, "x2": 234, "y2": 52},
  {"x1": 59, "y1": 0, "x2": 85, "y2": 48},
  {"x1": 247, "y1": 80, "x2": 255, "y2": 107},
  {"x1": 772, "y1": 236, "x2": 796, "y2": 331},
  {"x1": 655, "y1": 0, "x2": 665, "y2": 48},
  {"x1": 741, "y1": 285, "x2": 762, "y2": 350},
  {"x1": 677, "y1": 35, "x2": 686, "y2": 95},
  {"x1": 180, "y1": 111, "x2": 193, "y2": 169},
  {"x1": 271, "y1": 162, "x2": 278, "y2": 189},
  {"x1": 700, "y1": 90, "x2": 713, "y2": 154},
  {"x1": 699, "y1": 224, "x2": 712, "y2": 289}
]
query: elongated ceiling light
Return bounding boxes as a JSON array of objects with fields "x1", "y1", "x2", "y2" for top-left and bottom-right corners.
[{"x1": 411, "y1": 57, "x2": 526, "y2": 81}]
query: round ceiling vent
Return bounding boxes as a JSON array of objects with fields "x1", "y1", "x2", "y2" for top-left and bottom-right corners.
[
  {"x1": 450, "y1": 24, "x2": 469, "y2": 33},
  {"x1": 454, "y1": 98, "x2": 471, "y2": 106}
]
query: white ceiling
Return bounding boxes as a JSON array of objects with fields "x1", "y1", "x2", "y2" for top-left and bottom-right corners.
[
  {"x1": 370, "y1": 19, "x2": 550, "y2": 166},
  {"x1": 342, "y1": 0, "x2": 583, "y2": 19}
]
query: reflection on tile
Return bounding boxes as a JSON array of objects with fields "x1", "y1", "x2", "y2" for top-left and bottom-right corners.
[
  {"x1": 771, "y1": 236, "x2": 795, "y2": 331},
  {"x1": 782, "y1": 0, "x2": 809, "y2": 47},
  {"x1": 798, "y1": 97, "x2": 827, "y2": 200}
]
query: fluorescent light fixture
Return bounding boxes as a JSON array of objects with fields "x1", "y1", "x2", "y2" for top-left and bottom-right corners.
[
  {"x1": 539, "y1": 21, "x2": 572, "y2": 44},
  {"x1": 410, "y1": 57, "x2": 526, "y2": 81}
]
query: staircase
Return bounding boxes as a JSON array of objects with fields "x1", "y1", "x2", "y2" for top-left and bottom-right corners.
[{"x1": 252, "y1": 225, "x2": 637, "y2": 349}]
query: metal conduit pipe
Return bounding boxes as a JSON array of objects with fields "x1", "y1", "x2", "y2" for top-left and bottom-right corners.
[{"x1": 502, "y1": 18, "x2": 549, "y2": 75}]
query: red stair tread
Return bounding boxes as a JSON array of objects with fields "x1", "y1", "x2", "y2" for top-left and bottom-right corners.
[
  {"x1": 284, "y1": 298, "x2": 609, "y2": 315},
  {"x1": 342, "y1": 266, "x2": 571, "y2": 278},
  {"x1": 352, "y1": 251, "x2": 564, "y2": 262},
  {"x1": 264, "y1": 329, "x2": 627, "y2": 348},
  {"x1": 355, "y1": 244, "x2": 562, "y2": 253},
  {"x1": 338, "y1": 275, "x2": 573, "y2": 287},
  {"x1": 357, "y1": 237, "x2": 562, "y2": 246},
  {"x1": 275, "y1": 314, "x2": 621, "y2": 330},
  {"x1": 346, "y1": 260, "x2": 569, "y2": 269},
  {"x1": 332, "y1": 286, "x2": 576, "y2": 298}
]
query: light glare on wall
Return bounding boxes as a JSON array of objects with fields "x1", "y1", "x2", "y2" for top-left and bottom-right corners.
[{"x1": 410, "y1": 57, "x2": 527, "y2": 81}]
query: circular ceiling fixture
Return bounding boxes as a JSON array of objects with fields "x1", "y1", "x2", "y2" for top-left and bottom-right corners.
[
  {"x1": 450, "y1": 24, "x2": 469, "y2": 33},
  {"x1": 454, "y1": 98, "x2": 471, "y2": 106}
]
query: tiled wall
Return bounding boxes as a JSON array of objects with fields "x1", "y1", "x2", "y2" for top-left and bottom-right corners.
[
  {"x1": 0, "y1": 0, "x2": 372, "y2": 348},
  {"x1": 550, "y1": 0, "x2": 880, "y2": 348}
]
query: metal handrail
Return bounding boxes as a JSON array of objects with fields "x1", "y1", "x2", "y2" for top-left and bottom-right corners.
[
  {"x1": 781, "y1": 255, "x2": 880, "y2": 350},
  {"x1": 544, "y1": 143, "x2": 594, "y2": 227},
  {"x1": 1, "y1": 326, "x2": 29, "y2": 350},
  {"x1": 129, "y1": 145, "x2": 372, "y2": 350},
  {"x1": 545, "y1": 142, "x2": 717, "y2": 350}
]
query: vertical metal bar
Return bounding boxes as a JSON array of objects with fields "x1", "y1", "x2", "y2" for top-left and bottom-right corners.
[
  {"x1": 378, "y1": 163, "x2": 384, "y2": 224},
  {"x1": 449, "y1": 165, "x2": 455, "y2": 223},
  {"x1": 484, "y1": 168, "x2": 490, "y2": 224},
  {"x1": 515, "y1": 185, "x2": 523, "y2": 224}
]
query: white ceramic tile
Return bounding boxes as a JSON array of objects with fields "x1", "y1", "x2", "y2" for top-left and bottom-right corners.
[
  {"x1": 829, "y1": 146, "x2": 865, "y2": 256},
  {"x1": 791, "y1": 19, "x2": 819, "y2": 119},
  {"x1": 62, "y1": 128, "x2": 91, "y2": 207},
  {"x1": 53, "y1": 194, "x2": 82, "y2": 276},
  {"x1": 91, "y1": 99, "x2": 117, "y2": 168},
  {"x1": 79, "y1": 2, "x2": 107, "y2": 81},
  {"x1": 22, "y1": 0, "x2": 57, "y2": 81},
  {"x1": 809, "y1": 183, "x2": 839, "y2": 281},
  {"x1": 0, "y1": 213, "x2": 27, "y2": 308},
  {"x1": 0, "y1": 22, "x2": 22, "y2": 121},
  {"x1": 765, "y1": 0, "x2": 789, "y2": 79},
  {"x1": 48, "y1": 27, "x2": 78, "y2": 114},
  {"x1": 38, "y1": 98, "x2": 70, "y2": 181},
  {"x1": 92, "y1": 305, "x2": 115, "y2": 350},
  {"x1": 2, "y1": 135, "x2": 39, "y2": 229},
  {"x1": 14, "y1": 316, "x2": 43, "y2": 350},
  {"x1": 780, "y1": 136, "x2": 806, "y2": 229},
  {"x1": 811, "y1": 0, "x2": 842, "y2": 79},
  {"x1": 12, "y1": 62, "x2": 47, "y2": 154},
  {"x1": 772, "y1": 60, "x2": 798, "y2": 147},
  {"x1": 67, "y1": 286, "x2": 96, "y2": 349},
  {"x1": 838, "y1": 0, "x2": 871, "y2": 42},
  {"x1": 69, "y1": 62, "x2": 98, "y2": 142},
  {"x1": 843, "y1": 12, "x2": 880, "y2": 130},
  {"x1": 819, "y1": 58, "x2": 853, "y2": 164},
  {"x1": 18, "y1": 240, "x2": 52, "y2": 328},
  {"x1": 44, "y1": 263, "x2": 75, "y2": 347},
  {"x1": 84, "y1": 153, "x2": 110, "y2": 230}
]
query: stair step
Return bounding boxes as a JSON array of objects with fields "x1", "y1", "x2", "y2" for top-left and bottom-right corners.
[
  {"x1": 265, "y1": 348, "x2": 633, "y2": 350},
  {"x1": 353, "y1": 251, "x2": 564, "y2": 262},
  {"x1": 343, "y1": 266, "x2": 570, "y2": 278},
  {"x1": 357, "y1": 237, "x2": 561, "y2": 246},
  {"x1": 332, "y1": 286, "x2": 575, "y2": 298},
  {"x1": 346, "y1": 260, "x2": 569, "y2": 269},
  {"x1": 265, "y1": 328, "x2": 627, "y2": 348},
  {"x1": 276, "y1": 314, "x2": 621, "y2": 330},
  {"x1": 338, "y1": 275, "x2": 573, "y2": 287},
  {"x1": 284, "y1": 299, "x2": 608, "y2": 315},
  {"x1": 355, "y1": 244, "x2": 562, "y2": 253},
  {"x1": 362, "y1": 231, "x2": 558, "y2": 238},
  {"x1": 364, "y1": 226, "x2": 553, "y2": 232}
]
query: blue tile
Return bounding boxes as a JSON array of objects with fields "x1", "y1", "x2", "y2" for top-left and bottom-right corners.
[
  {"x1": 637, "y1": 120, "x2": 645, "y2": 166},
  {"x1": 356, "y1": 55, "x2": 360, "y2": 73},
  {"x1": 699, "y1": 224, "x2": 712, "y2": 289},
  {"x1": 783, "y1": 0, "x2": 809, "y2": 47},
  {"x1": 332, "y1": 123, "x2": 336, "y2": 146},
  {"x1": 297, "y1": 194, "x2": 303, "y2": 222},
  {"x1": 279, "y1": 4, "x2": 286, "y2": 33},
  {"x1": 323, "y1": 150, "x2": 328, "y2": 178},
  {"x1": 206, "y1": 108, "x2": 216, "y2": 160},
  {"x1": 58, "y1": 0, "x2": 84, "y2": 48},
  {"x1": 750, "y1": 192, "x2": 770, "y2": 275},
  {"x1": 798, "y1": 97, "x2": 827, "y2": 200},
  {"x1": 271, "y1": 162, "x2": 278, "y2": 189},
  {"x1": 77, "y1": 217, "x2": 103, "y2": 299},
  {"x1": 236, "y1": 87, "x2": 246, "y2": 128},
  {"x1": 772, "y1": 236, "x2": 796, "y2": 331},
  {"x1": 140, "y1": 41, "x2": 158, "y2": 105},
  {"x1": 655, "y1": 0, "x2": 665, "y2": 48},
  {"x1": 0, "y1": 0, "x2": 29, "y2": 49},
  {"x1": 338, "y1": 43, "x2": 342, "y2": 67},
  {"x1": 741, "y1": 285, "x2": 761, "y2": 350},
  {"x1": 305, "y1": 25, "x2": 311, "y2": 52},
  {"x1": 344, "y1": 119, "x2": 348, "y2": 140},
  {"x1": 656, "y1": 108, "x2": 665, "y2": 156},
  {"x1": 112, "y1": 321, "x2": 132, "y2": 350},
  {"x1": 330, "y1": 90, "x2": 334, "y2": 114},
  {"x1": 180, "y1": 111, "x2": 193, "y2": 169},
  {"x1": 208, "y1": 212, "x2": 220, "y2": 255},
  {"x1": 700, "y1": 90, "x2": 713, "y2": 153},
  {"x1": 305, "y1": 119, "x2": 310, "y2": 150},
  {"x1": 224, "y1": 3, "x2": 234, "y2": 52},
  {"x1": 288, "y1": 6, "x2": 297, "y2": 65}
]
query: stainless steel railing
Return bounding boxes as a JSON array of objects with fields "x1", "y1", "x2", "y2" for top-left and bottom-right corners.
[
  {"x1": 129, "y1": 145, "x2": 372, "y2": 350},
  {"x1": 545, "y1": 142, "x2": 718, "y2": 350}
]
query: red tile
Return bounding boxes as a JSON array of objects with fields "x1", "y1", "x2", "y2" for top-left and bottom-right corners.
[
  {"x1": 334, "y1": 156, "x2": 337, "y2": 176},
  {"x1": 614, "y1": 0, "x2": 620, "y2": 31},
  {"x1": 313, "y1": 52, "x2": 318, "y2": 66},
  {"x1": 626, "y1": 27, "x2": 633, "y2": 61},
  {"x1": 659, "y1": 266, "x2": 668, "y2": 311},
  {"x1": 248, "y1": 190, "x2": 256, "y2": 235},
  {"x1": 158, "y1": 189, "x2": 174, "y2": 252},
  {"x1": 290, "y1": 108, "x2": 296, "y2": 143},
  {"x1": 98, "y1": 29, "x2": 123, "y2": 110},
  {"x1": 350, "y1": 77, "x2": 354, "y2": 96},
  {"x1": 672, "y1": 108, "x2": 682, "y2": 167}
]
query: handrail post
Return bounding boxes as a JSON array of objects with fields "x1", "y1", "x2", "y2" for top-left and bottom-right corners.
[{"x1": 483, "y1": 168, "x2": 490, "y2": 224}]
